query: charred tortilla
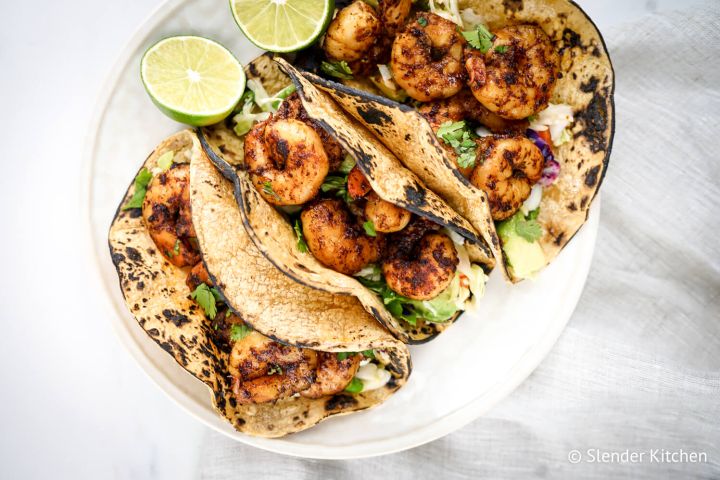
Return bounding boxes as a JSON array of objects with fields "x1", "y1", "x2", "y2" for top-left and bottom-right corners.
[
  {"x1": 303, "y1": 0, "x2": 614, "y2": 281},
  {"x1": 108, "y1": 130, "x2": 411, "y2": 437}
]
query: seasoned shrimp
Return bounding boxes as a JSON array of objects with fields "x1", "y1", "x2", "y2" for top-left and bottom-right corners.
[
  {"x1": 142, "y1": 164, "x2": 200, "y2": 267},
  {"x1": 470, "y1": 136, "x2": 544, "y2": 220},
  {"x1": 244, "y1": 118, "x2": 330, "y2": 206},
  {"x1": 383, "y1": 232, "x2": 458, "y2": 300},
  {"x1": 229, "y1": 331, "x2": 318, "y2": 405},
  {"x1": 465, "y1": 24, "x2": 559, "y2": 120},
  {"x1": 301, "y1": 352, "x2": 362, "y2": 399},
  {"x1": 301, "y1": 199, "x2": 384, "y2": 275},
  {"x1": 324, "y1": 0, "x2": 381, "y2": 62},
  {"x1": 379, "y1": 0, "x2": 412, "y2": 35},
  {"x1": 186, "y1": 261, "x2": 210, "y2": 291},
  {"x1": 391, "y1": 13, "x2": 466, "y2": 102},
  {"x1": 276, "y1": 93, "x2": 345, "y2": 171},
  {"x1": 364, "y1": 192, "x2": 411, "y2": 233}
]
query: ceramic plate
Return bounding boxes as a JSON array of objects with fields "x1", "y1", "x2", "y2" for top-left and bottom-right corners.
[{"x1": 84, "y1": 0, "x2": 600, "y2": 459}]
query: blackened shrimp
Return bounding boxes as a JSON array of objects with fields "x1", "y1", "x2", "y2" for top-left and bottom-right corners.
[
  {"x1": 382, "y1": 232, "x2": 458, "y2": 300},
  {"x1": 324, "y1": 0, "x2": 381, "y2": 62},
  {"x1": 465, "y1": 24, "x2": 559, "y2": 120},
  {"x1": 276, "y1": 93, "x2": 345, "y2": 171},
  {"x1": 244, "y1": 118, "x2": 330, "y2": 206},
  {"x1": 229, "y1": 331, "x2": 318, "y2": 405},
  {"x1": 391, "y1": 13, "x2": 466, "y2": 102},
  {"x1": 364, "y1": 192, "x2": 411, "y2": 233},
  {"x1": 301, "y1": 352, "x2": 362, "y2": 399},
  {"x1": 379, "y1": 0, "x2": 412, "y2": 35},
  {"x1": 301, "y1": 198, "x2": 384, "y2": 275},
  {"x1": 470, "y1": 136, "x2": 544, "y2": 220},
  {"x1": 142, "y1": 164, "x2": 200, "y2": 267}
]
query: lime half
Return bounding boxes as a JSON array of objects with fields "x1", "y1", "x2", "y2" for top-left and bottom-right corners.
[
  {"x1": 141, "y1": 36, "x2": 246, "y2": 126},
  {"x1": 230, "y1": 0, "x2": 334, "y2": 53}
]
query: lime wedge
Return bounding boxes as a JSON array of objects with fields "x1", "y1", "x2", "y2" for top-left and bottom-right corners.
[
  {"x1": 140, "y1": 36, "x2": 246, "y2": 126},
  {"x1": 230, "y1": 0, "x2": 335, "y2": 53}
]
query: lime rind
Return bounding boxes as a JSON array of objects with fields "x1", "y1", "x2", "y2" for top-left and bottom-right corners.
[
  {"x1": 229, "y1": 0, "x2": 335, "y2": 53},
  {"x1": 140, "y1": 36, "x2": 246, "y2": 126}
]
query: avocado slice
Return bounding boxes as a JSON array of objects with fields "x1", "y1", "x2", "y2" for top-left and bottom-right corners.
[{"x1": 497, "y1": 211, "x2": 546, "y2": 279}]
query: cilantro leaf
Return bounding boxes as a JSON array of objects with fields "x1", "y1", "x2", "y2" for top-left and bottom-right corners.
[
  {"x1": 168, "y1": 239, "x2": 180, "y2": 258},
  {"x1": 339, "y1": 155, "x2": 356, "y2": 174},
  {"x1": 230, "y1": 323, "x2": 253, "y2": 342},
  {"x1": 527, "y1": 208, "x2": 540, "y2": 221},
  {"x1": 362, "y1": 349, "x2": 375, "y2": 359},
  {"x1": 462, "y1": 24, "x2": 494, "y2": 53},
  {"x1": 363, "y1": 220, "x2": 377, "y2": 237},
  {"x1": 515, "y1": 218, "x2": 543, "y2": 242},
  {"x1": 344, "y1": 377, "x2": 364, "y2": 393},
  {"x1": 293, "y1": 219, "x2": 309, "y2": 253},
  {"x1": 437, "y1": 121, "x2": 478, "y2": 169},
  {"x1": 321, "y1": 60, "x2": 353, "y2": 80},
  {"x1": 494, "y1": 45, "x2": 508, "y2": 53},
  {"x1": 262, "y1": 181, "x2": 280, "y2": 201},
  {"x1": 321, "y1": 174, "x2": 352, "y2": 203},
  {"x1": 191, "y1": 283, "x2": 217, "y2": 319},
  {"x1": 122, "y1": 168, "x2": 153, "y2": 210},
  {"x1": 337, "y1": 352, "x2": 351, "y2": 361},
  {"x1": 417, "y1": 16, "x2": 428, "y2": 27}
]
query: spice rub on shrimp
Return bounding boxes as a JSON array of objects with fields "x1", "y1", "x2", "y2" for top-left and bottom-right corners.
[
  {"x1": 229, "y1": 330, "x2": 318, "y2": 405},
  {"x1": 301, "y1": 199, "x2": 384, "y2": 275},
  {"x1": 391, "y1": 13, "x2": 466, "y2": 102},
  {"x1": 244, "y1": 118, "x2": 330, "y2": 206},
  {"x1": 301, "y1": 352, "x2": 362, "y2": 399},
  {"x1": 142, "y1": 164, "x2": 200, "y2": 267},
  {"x1": 364, "y1": 192, "x2": 412, "y2": 233},
  {"x1": 465, "y1": 24, "x2": 559, "y2": 120},
  {"x1": 470, "y1": 136, "x2": 544, "y2": 220},
  {"x1": 382, "y1": 219, "x2": 458, "y2": 300},
  {"x1": 324, "y1": 0, "x2": 382, "y2": 62}
]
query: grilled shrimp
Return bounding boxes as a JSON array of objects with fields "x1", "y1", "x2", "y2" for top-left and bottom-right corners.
[
  {"x1": 301, "y1": 352, "x2": 362, "y2": 399},
  {"x1": 301, "y1": 198, "x2": 384, "y2": 275},
  {"x1": 324, "y1": 0, "x2": 381, "y2": 62},
  {"x1": 383, "y1": 232, "x2": 458, "y2": 300},
  {"x1": 470, "y1": 136, "x2": 544, "y2": 220},
  {"x1": 465, "y1": 24, "x2": 559, "y2": 120},
  {"x1": 364, "y1": 192, "x2": 411, "y2": 233},
  {"x1": 142, "y1": 164, "x2": 200, "y2": 267},
  {"x1": 379, "y1": 0, "x2": 412, "y2": 35},
  {"x1": 276, "y1": 93, "x2": 345, "y2": 171},
  {"x1": 229, "y1": 331, "x2": 318, "y2": 405},
  {"x1": 186, "y1": 261, "x2": 210, "y2": 291},
  {"x1": 391, "y1": 13, "x2": 466, "y2": 102},
  {"x1": 244, "y1": 118, "x2": 330, "y2": 206}
]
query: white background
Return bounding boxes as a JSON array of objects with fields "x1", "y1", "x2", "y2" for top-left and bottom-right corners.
[{"x1": 0, "y1": 0, "x2": 707, "y2": 478}]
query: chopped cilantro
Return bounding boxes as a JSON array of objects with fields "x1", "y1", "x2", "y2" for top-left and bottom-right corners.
[
  {"x1": 168, "y1": 239, "x2": 180, "y2": 257},
  {"x1": 437, "y1": 121, "x2": 478, "y2": 169},
  {"x1": 293, "y1": 219, "x2": 309, "y2": 253},
  {"x1": 362, "y1": 349, "x2": 375, "y2": 359},
  {"x1": 321, "y1": 60, "x2": 353, "y2": 80},
  {"x1": 494, "y1": 45, "x2": 508, "y2": 53},
  {"x1": 321, "y1": 175, "x2": 352, "y2": 203},
  {"x1": 262, "y1": 181, "x2": 280, "y2": 201},
  {"x1": 418, "y1": 16, "x2": 428, "y2": 27},
  {"x1": 363, "y1": 220, "x2": 377, "y2": 237},
  {"x1": 462, "y1": 24, "x2": 494, "y2": 53},
  {"x1": 515, "y1": 218, "x2": 543, "y2": 242},
  {"x1": 122, "y1": 168, "x2": 153, "y2": 210},
  {"x1": 230, "y1": 323, "x2": 253, "y2": 342},
  {"x1": 267, "y1": 364, "x2": 283, "y2": 376},
  {"x1": 191, "y1": 283, "x2": 217, "y2": 319},
  {"x1": 344, "y1": 377, "x2": 364, "y2": 393}
]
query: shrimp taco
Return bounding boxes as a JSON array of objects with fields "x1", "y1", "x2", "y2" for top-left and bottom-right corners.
[
  {"x1": 301, "y1": 0, "x2": 614, "y2": 281},
  {"x1": 108, "y1": 130, "x2": 411, "y2": 437},
  {"x1": 199, "y1": 54, "x2": 494, "y2": 344}
]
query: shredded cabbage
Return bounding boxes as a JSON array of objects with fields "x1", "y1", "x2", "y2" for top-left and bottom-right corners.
[
  {"x1": 354, "y1": 362, "x2": 391, "y2": 392},
  {"x1": 428, "y1": 0, "x2": 463, "y2": 26},
  {"x1": 529, "y1": 103, "x2": 574, "y2": 146},
  {"x1": 520, "y1": 184, "x2": 543, "y2": 216}
]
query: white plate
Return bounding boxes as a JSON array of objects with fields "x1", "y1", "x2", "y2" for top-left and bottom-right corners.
[{"x1": 84, "y1": 0, "x2": 600, "y2": 459}]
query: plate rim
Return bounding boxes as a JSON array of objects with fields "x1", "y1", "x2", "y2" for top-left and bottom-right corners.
[{"x1": 82, "y1": 0, "x2": 601, "y2": 459}]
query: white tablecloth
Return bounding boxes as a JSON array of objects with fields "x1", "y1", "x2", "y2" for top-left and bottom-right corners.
[{"x1": 198, "y1": 4, "x2": 720, "y2": 478}]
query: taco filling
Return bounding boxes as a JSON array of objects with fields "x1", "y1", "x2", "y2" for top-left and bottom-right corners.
[
  {"x1": 316, "y1": 1, "x2": 578, "y2": 279},
  {"x1": 234, "y1": 87, "x2": 487, "y2": 329}
]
